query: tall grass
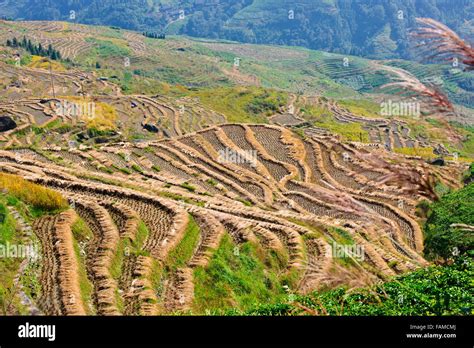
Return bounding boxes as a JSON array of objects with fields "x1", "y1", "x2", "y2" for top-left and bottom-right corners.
[{"x1": 0, "y1": 173, "x2": 68, "y2": 211}]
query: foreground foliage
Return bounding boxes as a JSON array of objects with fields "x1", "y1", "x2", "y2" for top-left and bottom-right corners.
[
  {"x1": 225, "y1": 258, "x2": 473, "y2": 316},
  {"x1": 424, "y1": 184, "x2": 474, "y2": 260}
]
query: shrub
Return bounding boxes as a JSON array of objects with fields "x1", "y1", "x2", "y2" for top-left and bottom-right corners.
[
  {"x1": 227, "y1": 258, "x2": 473, "y2": 316},
  {"x1": 118, "y1": 167, "x2": 132, "y2": 175},
  {"x1": 424, "y1": 184, "x2": 474, "y2": 260},
  {"x1": 131, "y1": 164, "x2": 143, "y2": 173},
  {"x1": 180, "y1": 182, "x2": 196, "y2": 192}
]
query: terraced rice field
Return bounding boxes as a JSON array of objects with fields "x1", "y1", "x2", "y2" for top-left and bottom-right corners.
[
  {"x1": 0, "y1": 122, "x2": 465, "y2": 315},
  {"x1": 0, "y1": 19, "x2": 470, "y2": 317}
]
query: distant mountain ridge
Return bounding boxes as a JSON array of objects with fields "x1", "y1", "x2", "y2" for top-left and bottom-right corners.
[{"x1": 1, "y1": 0, "x2": 473, "y2": 59}]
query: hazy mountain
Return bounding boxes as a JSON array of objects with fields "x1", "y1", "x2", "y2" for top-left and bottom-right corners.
[{"x1": 1, "y1": 0, "x2": 473, "y2": 59}]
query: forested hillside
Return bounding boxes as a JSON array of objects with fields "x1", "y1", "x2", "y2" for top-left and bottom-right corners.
[{"x1": 1, "y1": 0, "x2": 472, "y2": 59}]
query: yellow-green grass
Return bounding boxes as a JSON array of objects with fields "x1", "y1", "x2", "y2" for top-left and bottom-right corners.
[
  {"x1": 394, "y1": 147, "x2": 436, "y2": 159},
  {"x1": 192, "y1": 234, "x2": 294, "y2": 314},
  {"x1": 27, "y1": 55, "x2": 65, "y2": 71},
  {"x1": 313, "y1": 114, "x2": 370, "y2": 142},
  {"x1": 188, "y1": 86, "x2": 288, "y2": 124},
  {"x1": 149, "y1": 216, "x2": 201, "y2": 312},
  {"x1": 338, "y1": 99, "x2": 382, "y2": 118},
  {"x1": 0, "y1": 173, "x2": 68, "y2": 212},
  {"x1": 165, "y1": 215, "x2": 201, "y2": 269},
  {"x1": 0, "y1": 196, "x2": 23, "y2": 314},
  {"x1": 71, "y1": 217, "x2": 95, "y2": 314},
  {"x1": 61, "y1": 97, "x2": 118, "y2": 131}
]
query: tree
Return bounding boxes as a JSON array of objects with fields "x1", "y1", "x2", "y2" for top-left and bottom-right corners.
[{"x1": 424, "y1": 184, "x2": 474, "y2": 261}]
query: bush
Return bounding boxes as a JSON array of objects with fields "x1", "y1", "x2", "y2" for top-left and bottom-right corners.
[
  {"x1": 180, "y1": 182, "x2": 196, "y2": 192},
  {"x1": 131, "y1": 164, "x2": 143, "y2": 173},
  {"x1": 424, "y1": 184, "x2": 474, "y2": 260},
  {"x1": 228, "y1": 258, "x2": 473, "y2": 316}
]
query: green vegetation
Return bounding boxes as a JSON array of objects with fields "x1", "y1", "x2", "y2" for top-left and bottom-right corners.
[
  {"x1": 402, "y1": 119, "x2": 474, "y2": 160},
  {"x1": 189, "y1": 87, "x2": 287, "y2": 123},
  {"x1": 143, "y1": 32, "x2": 165, "y2": 40},
  {"x1": 313, "y1": 114, "x2": 370, "y2": 142},
  {"x1": 165, "y1": 216, "x2": 201, "y2": 269},
  {"x1": 299, "y1": 104, "x2": 330, "y2": 118},
  {"x1": 424, "y1": 184, "x2": 474, "y2": 261},
  {"x1": 0, "y1": 203, "x2": 6, "y2": 224},
  {"x1": 159, "y1": 192, "x2": 204, "y2": 207},
  {"x1": 180, "y1": 182, "x2": 196, "y2": 193},
  {"x1": 0, "y1": 196, "x2": 21, "y2": 314},
  {"x1": 0, "y1": 173, "x2": 68, "y2": 212},
  {"x1": 226, "y1": 258, "x2": 473, "y2": 316},
  {"x1": 10, "y1": 0, "x2": 470, "y2": 63},
  {"x1": 206, "y1": 178, "x2": 217, "y2": 186},
  {"x1": 236, "y1": 198, "x2": 253, "y2": 207},
  {"x1": 451, "y1": 122, "x2": 474, "y2": 159},
  {"x1": 147, "y1": 216, "x2": 201, "y2": 310},
  {"x1": 327, "y1": 227, "x2": 354, "y2": 245},
  {"x1": 0, "y1": 192, "x2": 44, "y2": 315},
  {"x1": 192, "y1": 234, "x2": 294, "y2": 313},
  {"x1": 338, "y1": 99, "x2": 381, "y2": 118},
  {"x1": 7, "y1": 36, "x2": 61, "y2": 60},
  {"x1": 131, "y1": 164, "x2": 143, "y2": 173},
  {"x1": 394, "y1": 147, "x2": 436, "y2": 159},
  {"x1": 86, "y1": 37, "x2": 130, "y2": 58},
  {"x1": 115, "y1": 167, "x2": 132, "y2": 175},
  {"x1": 71, "y1": 217, "x2": 95, "y2": 314},
  {"x1": 245, "y1": 91, "x2": 286, "y2": 116}
]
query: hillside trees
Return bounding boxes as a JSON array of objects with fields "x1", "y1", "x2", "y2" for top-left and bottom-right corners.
[
  {"x1": 6, "y1": 37, "x2": 62, "y2": 60},
  {"x1": 424, "y1": 184, "x2": 474, "y2": 261},
  {"x1": 4, "y1": 0, "x2": 471, "y2": 59}
]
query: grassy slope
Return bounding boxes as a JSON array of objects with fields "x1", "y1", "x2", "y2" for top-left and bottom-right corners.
[
  {"x1": 188, "y1": 86, "x2": 288, "y2": 124},
  {"x1": 0, "y1": 175, "x2": 68, "y2": 314},
  {"x1": 0, "y1": 196, "x2": 23, "y2": 315},
  {"x1": 71, "y1": 217, "x2": 95, "y2": 314},
  {"x1": 192, "y1": 233, "x2": 296, "y2": 314},
  {"x1": 424, "y1": 184, "x2": 474, "y2": 260}
]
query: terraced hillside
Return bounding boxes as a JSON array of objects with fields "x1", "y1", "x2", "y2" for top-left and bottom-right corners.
[
  {"x1": 1, "y1": 19, "x2": 473, "y2": 107},
  {"x1": 0, "y1": 19, "x2": 472, "y2": 316},
  {"x1": 0, "y1": 94, "x2": 228, "y2": 148},
  {"x1": 1, "y1": 20, "x2": 472, "y2": 156},
  {"x1": 0, "y1": 122, "x2": 467, "y2": 314}
]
